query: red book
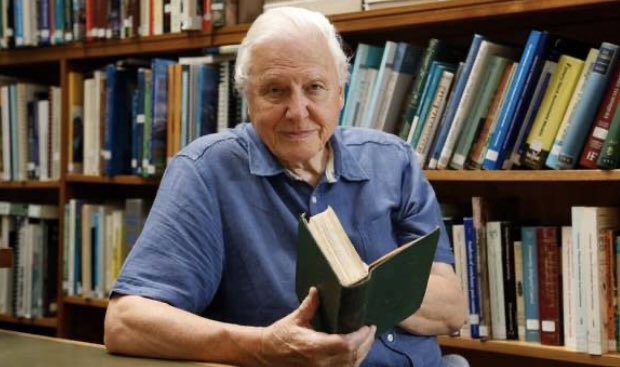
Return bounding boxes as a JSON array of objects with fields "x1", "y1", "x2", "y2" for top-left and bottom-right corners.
[
  {"x1": 579, "y1": 63, "x2": 620, "y2": 168},
  {"x1": 537, "y1": 226, "x2": 563, "y2": 346}
]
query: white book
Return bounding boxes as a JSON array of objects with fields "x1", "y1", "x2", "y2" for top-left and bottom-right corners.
[
  {"x1": 1, "y1": 86, "x2": 11, "y2": 181},
  {"x1": 51, "y1": 87, "x2": 62, "y2": 180},
  {"x1": 217, "y1": 61, "x2": 231, "y2": 133},
  {"x1": 452, "y1": 224, "x2": 470, "y2": 338},
  {"x1": 37, "y1": 100, "x2": 50, "y2": 181},
  {"x1": 181, "y1": 0, "x2": 202, "y2": 31},
  {"x1": 581, "y1": 206, "x2": 620, "y2": 355},
  {"x1": 561, "y1": 225, "x2": 576, "y2": 350},
  {"x1": 437, "y1": 40, "x2": 517, "y2": 169},
  {"x1": 82, "y1": 78, "x2": 97, "y2": 175},
  {"x1": 140, "y1": 0, "x2": 151, "y2": 36},
  {"x1": 364, "y1": 41, "x2": 398, "y2": 129},
  {"x1": 264, "y1": 0, "x2": 362, "y2": 15},
  {"x1": 486, "y1": 221, "x2": 507, "y2": 340},
  {"x1": 153, "y1": 0, "x2": 164, "y2": 35},
  {"x1": 415, "y1": 70, "x2": 454, "y2": 166},
  {"x1": 571, "y1": 206, "x2": 587, "y2": 352}
]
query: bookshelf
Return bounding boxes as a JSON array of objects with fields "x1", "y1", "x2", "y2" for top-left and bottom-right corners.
[{"x1": 0, "y1": 0, "x2": 618, "y2": 365}]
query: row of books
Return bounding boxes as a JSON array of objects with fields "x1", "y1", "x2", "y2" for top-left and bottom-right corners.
[
  {"x1": 0, "y1": 0, "x2": 260, "y2": 49},
  {"x1": 342, "y1": 31, "x2": 620, "y2": 170},
  {"x1": 0, "y1": 81, "x2": 62, "y2": 182},
  {"x1": 448, "y1": 198, "x2": 620, "y2": 355},
  {"x1": 67, "y1": 50, "x2": 245, "y2": 177},
  {"x1": 0, "y1": 202, "x2": 58, "y2": 319},
  {"x1": 62, "y1": 198, "x2": 151, "y2": 299},
  {"x1": 262, "y1": 0, "x2": 444, "y2": 15}
]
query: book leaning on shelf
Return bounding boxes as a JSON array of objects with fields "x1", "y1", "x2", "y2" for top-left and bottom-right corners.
[{"x1": 296, "y1": 206, "x2": 439, "y2": 334}]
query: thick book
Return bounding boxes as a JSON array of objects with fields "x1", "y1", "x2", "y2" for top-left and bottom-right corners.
[{"x1": 295, "y1": 207, "x2": 439, "y2": 334}]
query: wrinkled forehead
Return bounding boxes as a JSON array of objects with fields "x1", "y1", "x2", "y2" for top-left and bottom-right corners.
[{"x1": 248, "y1": 36, "x2": 338, "y2": 80}]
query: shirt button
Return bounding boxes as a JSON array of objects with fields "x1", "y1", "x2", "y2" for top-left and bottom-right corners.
[
  {"x1": 387, "y1": 333, "x2": 394, "y2": 342},
  {"x1": 311, "y1": 196, "x2": 317, "y2": 204}
]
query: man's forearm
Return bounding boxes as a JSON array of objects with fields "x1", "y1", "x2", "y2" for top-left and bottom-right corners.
[
  {"x1": 399, "y1": 263, "x2": 467, "y2": 336},
  {"x1": 105, "y1": 295, "x2": 263, "y2": 365}
]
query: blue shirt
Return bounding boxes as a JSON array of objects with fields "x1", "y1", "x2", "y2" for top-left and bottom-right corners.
[{"x1": 113, "y1": 123, "x2": 454, "y2": 367}]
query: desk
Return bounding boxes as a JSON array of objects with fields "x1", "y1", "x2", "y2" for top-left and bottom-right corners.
[{"x1": 0, "y1": 330, "x2": 232, "y2": 367}]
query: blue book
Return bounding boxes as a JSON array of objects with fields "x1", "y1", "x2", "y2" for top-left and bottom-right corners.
[
  {"x1": 200, "y1": 64, "x2": 219, "y2": 135},
  {"x1": 103, "y1": 64, "x2": 133, "y2": 175},
  {"x1": 557, "y1": 42, "x2": 620, "y2": 168},
  {"x1": 53, "y1": 0, "x2": 65, "y2": 44},
  {"x1": 482, "y1": 31, "x2": 544, "y2": 170},
  {"x1": 464, "y1": 216, "x2": 480, "y2": 338},
  {"x1": 36, "y1": 0, "x2": 50, "y2": 46},
  {"x1": 362, "y1": 41, "x2": 399, "y2": 129},
  {"x1": 341, "y1": 43, "x2": 372, "y2": 127},
  {"x1": 521, "y1": 226, "x2": 540, "y2": 343},
  {"x1": 133, "y1": 68, "x2": 148, "y2": 175},
  {"x1": 150, "y1": 59, "x2": 175, "y2": 176},
  {"x1": 13, "y1": 0, "x2": 23, "y2": 47},
  {"x1": 129, "y1": 90, "x2": 139, "y2": 175},
  {"x1": 428, "y1": 34, "x2": 484, "y2": 169}
]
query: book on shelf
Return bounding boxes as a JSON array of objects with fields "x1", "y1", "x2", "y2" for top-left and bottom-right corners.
[
  {"x1": 521, "y1": 54, "x2": 585, "y2": 169},
  {"x1": 557, "y1": 42, "x2": 620, "y2": 169},
  {"x1": 545, "y1": 48, "x2": 599, "y2": 169},
  {"x1": 296, "y1": 206, "x2": 439, "y2": 334},
  {"x1": 579, "y1": 62, "x2": 620, "y2": 168},
  {"x1": 597, "y1": 97, "x2": 620, "y2": 169}
]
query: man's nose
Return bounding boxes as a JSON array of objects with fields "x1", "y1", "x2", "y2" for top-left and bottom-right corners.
[{"x1": 285, "y1": 88, "x2": 310, "y2": 121}]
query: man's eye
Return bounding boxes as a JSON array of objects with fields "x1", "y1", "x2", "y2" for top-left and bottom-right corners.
[
  {"x1": 309, "y1": 83, "x2": 325, "y2": 92},
  {"x1": 268, "y1": 86, "x2": 284, "y2": 95}
]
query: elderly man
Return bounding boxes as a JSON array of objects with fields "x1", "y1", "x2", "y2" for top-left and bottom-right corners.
[{"x1": 105, "y1": 6, "x2": 467, "y2": 367}]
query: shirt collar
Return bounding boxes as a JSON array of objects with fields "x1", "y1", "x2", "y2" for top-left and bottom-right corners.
[{"x1": 243, "y1": 123, "x2": 369, "y2": 182}]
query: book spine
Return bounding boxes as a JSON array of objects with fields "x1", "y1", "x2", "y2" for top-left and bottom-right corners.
[
  {"x1": 398, "y1": 38, "x2": 442, "y2": 140},
  {"x1": 546, "y1": 48, "x2": 599, "y2": 169},
  {"x1": 557, "y1": 42, "x2": 620, "y2": 168},
  {"x1": 596, "y1": 98, "x2": 620, "y2": 169},
  {"x1": 579, "y1": 63, "x2": 620, "y2": 168},
  {"x1": 521, "y1": 226, "x2": 540, "y2": 342},
  {"x1": 482, "y1": 30, "x2": 541, "y2": 170},
  {"x1": 513, "y1": 240, "x2": 526, "y2": 340},
  {"x1": 501, "y1": 222, "x2": 518, "y2": 340},
  {"x1": 487, "y1": 221, "x2": 506, "y2": 339},
  {"x1": 537, "y1": 226, "x2": 562, "y2": 346},
  {"x1": 463, "y1": 217, "x2": 480, "y2": 338},
  {"x1": 522, "y1": 56, "x2": 584, "y2": 169},
  {"x1": 428, "y1": 34, "x2": 484, "y2": 169},
  {"x1": 466, "y1": 62, "x2": 516, "y2": 169},
  {"x1": 561, "y1": 226, "x2": 576, "y2": 349}
]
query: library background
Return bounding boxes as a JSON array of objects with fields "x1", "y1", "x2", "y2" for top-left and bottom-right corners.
[{"x1": 0, "y1": 0, "x2": 619, "y2": 366}]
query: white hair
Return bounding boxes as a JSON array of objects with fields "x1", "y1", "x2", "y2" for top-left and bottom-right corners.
[{"x1": 234, "y1": 7, "x2": 350, "y2": 95}]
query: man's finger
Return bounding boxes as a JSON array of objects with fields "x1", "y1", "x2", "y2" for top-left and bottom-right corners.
[{"x1": 354, "y1": 325, "x2": 376, "y2": 367}]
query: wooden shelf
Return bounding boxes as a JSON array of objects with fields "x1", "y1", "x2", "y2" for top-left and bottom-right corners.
[
  {"x1": 438, "y1": 336, "x2": 620, "y2": 366},
  {"x1": 0, "y1": 314, "x2": 57, "y2": 328},
  {"x1": 63, "y1": 296, "x2": 109, "y2": 309},
  {"x1": 0, "y1": 248, "x2": 12, "y2": 268},
  {"x1": 65, "y1": 174, "x2": 160, "y2": 186},
  {"x1": 0, "y1": 180, "x2": 60, "y2": 189},
  {"x1": 424, "y1": 169, "x2": 620, "y2": 182},
  {"x1": 0, "y1": 0, "x2": 617, "y2": 66}
]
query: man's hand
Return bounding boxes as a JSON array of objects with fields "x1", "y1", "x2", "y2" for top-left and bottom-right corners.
[{"x1": 258, "y1": 287, "x2": 376, "y2": 367}]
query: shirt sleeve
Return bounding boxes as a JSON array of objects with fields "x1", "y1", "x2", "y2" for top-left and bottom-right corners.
[
  {"x1": 394, "y1": 144, "x2": 454, "y2": 264},
  {"x1": 112, "y1": 155, "x2": 225, "y2": 314}
]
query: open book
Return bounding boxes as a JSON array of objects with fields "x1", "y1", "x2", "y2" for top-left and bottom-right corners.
[{"x1": 296, "y1": 206, "x2": 439, "y2": 334}]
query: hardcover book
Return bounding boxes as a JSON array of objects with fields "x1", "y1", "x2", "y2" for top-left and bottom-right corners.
[{"x1": 295, "y1": 207, "x2": 439, "y2": 334}]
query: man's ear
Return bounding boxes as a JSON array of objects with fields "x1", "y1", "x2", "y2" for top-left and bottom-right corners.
[{"x1": 338, "y1": 85, "x2": 345, "y2": 109}]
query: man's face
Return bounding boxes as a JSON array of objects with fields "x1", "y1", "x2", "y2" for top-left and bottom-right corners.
[{"x1": 246, "y1": 35, "x2": 344, "y2": 166}]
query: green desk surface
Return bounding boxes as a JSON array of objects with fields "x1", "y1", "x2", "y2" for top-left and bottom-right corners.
[{"x1": 0, "y1": 330, "x2": 232, "y2": 367}]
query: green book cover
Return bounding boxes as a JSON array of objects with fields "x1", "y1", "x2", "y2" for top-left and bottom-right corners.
[
  {"x1": 295, "y1": 207, "x2": 439, "y2": 334},
  {"x1": 597, "y1": 103, "x2": 620, "y2": 169}
]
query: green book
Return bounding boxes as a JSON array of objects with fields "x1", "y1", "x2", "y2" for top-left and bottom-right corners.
[
  {"x1": 296, "y1": 207, "x2": 439, "y2": 334},
  {"x1": 597, "y1": 103, "x2": 620, "y2": 169}
]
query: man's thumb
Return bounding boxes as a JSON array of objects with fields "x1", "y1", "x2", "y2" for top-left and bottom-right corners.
[{"x1": 296, "y1": 287, "x2": 320, "y2": 326}]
